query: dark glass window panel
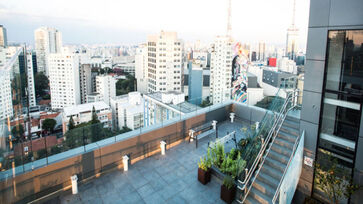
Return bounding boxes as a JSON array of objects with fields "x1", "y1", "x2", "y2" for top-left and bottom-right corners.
[
  {"x1": 320, "y1": 102, "x2": 360, "y2": 141},
  {"x1": 325, "y1": 30, "x2": 363, "y2": 98}
]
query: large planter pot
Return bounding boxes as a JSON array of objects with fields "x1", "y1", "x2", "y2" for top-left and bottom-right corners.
[
  {"x1": 198, "y1": 168, "x2": 211, "y2": 185},
  {"x1": 220, "y1": 184, "x2": 236, "y2": 204}
]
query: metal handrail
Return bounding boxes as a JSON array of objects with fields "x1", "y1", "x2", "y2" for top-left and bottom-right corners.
[
  {"x1": 272, "y1": 129, "x2": 304, "y2": 203},
  {"x1": 237, "y1": 90, "x2": 298, "y2": 203}
]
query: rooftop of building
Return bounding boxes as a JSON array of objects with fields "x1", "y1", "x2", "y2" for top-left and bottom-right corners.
[
  {"x1": 145, "y1": 92, "x2": 202, "y2": 114},
  {"x1": 63, "y1": 101, "x2": 110, "y2": 117},
  {"x1": 60, "y1": 118, "x2": 251, "y2": 204}
]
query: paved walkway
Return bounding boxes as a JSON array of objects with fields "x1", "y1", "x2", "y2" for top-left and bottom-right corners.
[{"x1": 60, "y1": 119, "x2": 250, "y2": 204}]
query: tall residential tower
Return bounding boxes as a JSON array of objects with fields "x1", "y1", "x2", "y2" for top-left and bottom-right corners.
[
  {"x1": 146, "y1": 31, "x2": 183, "y2": 93},
  {"x1": 34, "y1": 27, "x2": 62, "y2": 76}
]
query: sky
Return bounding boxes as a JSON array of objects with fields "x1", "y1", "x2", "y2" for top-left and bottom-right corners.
[{"x1": 0, "y1": 0, "x2": 310, "y2": 48}]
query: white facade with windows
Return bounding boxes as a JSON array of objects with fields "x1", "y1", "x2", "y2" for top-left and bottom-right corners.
[
  {"x1": 62, "y1": 101, "x2": 112, "y2": 133},
  {"x1": 135, "y1": 43, "x2": 148, "y2": 94},
  {"x1": 34, "y1": 27, "x2": 62, "y2": 75},
  {"x1": 48, "y1": 53, "x2": 81, "y2": 110},
  {"x1": 0, "y1": 69, "x2": 12, "y2": 120},
  {"x1": 210, "y1": 36, "x2": 233, "y2": 104},
  {"x1": 26, "y1": 52, "x2": 36, "y2": 107},
  {"x1": 110, "y1": 92, "x2": 144, "y2": 130},
  {"x1": 95, "y1": 75, "x2": 116, "y2": 106},
  {"x1": 147, "y1": 31, "x2": 183, "y2": 93}
]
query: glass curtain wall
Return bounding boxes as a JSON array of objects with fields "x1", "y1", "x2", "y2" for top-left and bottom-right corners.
[{"x1": 314, "y1": 30, "x2": 363, "y2": 203}]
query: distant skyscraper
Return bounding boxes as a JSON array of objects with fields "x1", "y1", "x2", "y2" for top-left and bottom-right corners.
[
  {"x1": 0, "y1": 25, "x2": 7, "y2": 47},
  {"x1": 135, "y1": 43, "x2": 148, "y2": 94},
  {"x1": 146, "y1": 31, "x2": 183, "y2": 93},
  {"x1": 34, "y1": 27, "x2": 62, "y2": 76},
  {"x1": 210, "y1": 36, "x2": 233, "y2": 104},
  {"x1": 48, "y1": 52, "x2": 80, "y2": 110},
  {"x1": 258, "y1": 41, "x2": 266, "y2": 61},
  {"x1": 286, "y1": 0, "x2": 299, "y2": 60}
]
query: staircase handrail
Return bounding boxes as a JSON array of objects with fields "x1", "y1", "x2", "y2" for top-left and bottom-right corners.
[{"x1": 237, "y1": 89, "x2": 298, "y2": 203}]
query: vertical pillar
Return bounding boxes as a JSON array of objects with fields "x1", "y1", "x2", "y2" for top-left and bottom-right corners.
[
  {"x1": 160, "y1": 141, "x2": 166, "y2": 155},
  {"x1": 122, "y1": 155, "x2": 129, "y2": 171},
  {"x1": 71, "y1": 175, "x2": 78, "y2": 194},
  {"x1": 230, "y1": 113, "x2": 235, "y2": 123}
]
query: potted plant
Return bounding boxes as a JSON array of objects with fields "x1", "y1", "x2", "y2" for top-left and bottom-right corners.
[
  {"x1": 220, "y1": 175, "x2": 236, "y2": 204},
  {"x1": 198, "y1": 149, "x2": 212, "y2": 185}
]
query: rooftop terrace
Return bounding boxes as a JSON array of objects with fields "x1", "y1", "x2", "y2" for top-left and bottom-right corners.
[{"x1": 60, "y1": 118, "x2": 251, "y2": 204}]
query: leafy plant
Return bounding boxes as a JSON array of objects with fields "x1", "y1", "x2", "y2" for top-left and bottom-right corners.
[
  {"x1": 198, "y1": 148, "x2": 212, "y2": 171},
  {"x1": 223, "y1": 175, "x2": 235, "y2": 190},
  {"x1": 221, "y1": 148, "x2": 246, "y2": 179},
  {"x1": 211, "y1": 143, "x2": 225, "y2": 168},
  {"x1": 315, "y1": 156, "x2": 360, "y2": 204}
]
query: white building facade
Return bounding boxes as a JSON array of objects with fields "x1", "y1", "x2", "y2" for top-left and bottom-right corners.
[
  {"x1": 110, "y1": 92, "x2": 144, "y2": 130},
  {"x1": 48, "y1": 53, "x2": 81, "y2": 110},
  {"x1": 26, "y1": 52, "x2": 36, "y2": 107},
  {"x1": 95, "y1": 75, "x2": 116, "y2": 106},
  {"x1": 147, "y1": 31, "x2": 183, "y2": 93},
  {"x1": 210, "y1": 36, "x2": 233, "y2": 104},
  {"x1": 135, "y1": 43, "x2": 148, "y2": 94},
  {"x1": 34, "y1": 27, "x2": 62, "y2": 75},
  {"x1": 62, "y1": 101, "x2": 112, "y2": 133}
]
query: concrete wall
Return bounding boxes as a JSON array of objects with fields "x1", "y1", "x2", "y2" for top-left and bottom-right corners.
[
  {"x1": 231, "y1": 102, "x2": 266, "y2": 124},
  {"x1": 0, "y1": 104, "x2": 231, "y2": 203},
  {"x1": 297, "y1": 0, "x2": 363, "y2": 203}
]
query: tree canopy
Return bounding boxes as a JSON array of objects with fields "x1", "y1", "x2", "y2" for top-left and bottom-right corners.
[
  {"x1": 116, "y1": 74, "x2": 136, "y2": 96},
  {"x1": 42, "y1": 118, "x2": 57, "y2": 133},
  {"x1": 34, "y1": 72, "x2": 49, "y2": 98}
]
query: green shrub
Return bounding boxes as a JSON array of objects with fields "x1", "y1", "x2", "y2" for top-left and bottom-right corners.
[
  {"x1": 221, "y1": 148, "x2": 246, "y2": 179},
  {"x1": 223, "y1": 175, "x2": 235, "y2": 190},
  {"x1": 211, "y1": 143, "x2": 225, "y2": 168}
]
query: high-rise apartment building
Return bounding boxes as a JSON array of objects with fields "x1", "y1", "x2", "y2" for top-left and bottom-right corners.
[
  {"x1": 34, "y1": 27, "x2": 62, "y2": 76},
  {"x1": 286, "y1": 0, "x2": 299, "y2": 60},
  {"x1": 210, "y1": 36, "x2": 233, "y2": 104},
  {"x1": 135, "y1": 43, "x2": 148, "y2": 94},
  {"x1": 95, "y1": 75, "x2": 116, "y2": 106},
  {"x1": 146, "y1": 31, "x2": 183, "y2": 93},
  {"x1": 0, "y1": 25, "x2": 7, "y2": 47},
  {"x1": 25, "y1": 52, "x2": 36, "y2": 107},
  {"x1": 48, "y1": 52, "x2": 80, "y2": 110},
  {"x1": 0, "y1": 69, "x2": 12, "y2": 120},
  {"x1": 79, "y1": 64, "x2": 93, "y2": 104}
]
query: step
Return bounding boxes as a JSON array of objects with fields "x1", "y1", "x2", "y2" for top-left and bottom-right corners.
[
  {"x1": 270, "y1": 143, "x2": 292, "y2": 157},
  {"x1": 278, "y1": 131, "x2": 297, "y2": 143},
  {"x1": 245, "y1": 196, "x2": 263, "y2": 204},
  {"x1": 282, "y1": 119, "x2": 299, "y2": 130},
  {"x1": 253, "y1": 178, "x2": 275, "y2": 197},
  {"x1": 274, "y1": 137, "x2": 294, "y2": 150},
  {"x1": 261, "y1": 164, "x2": 283, "y2": 181},
  {"x1": 285, "y1": 115, "x2": 300, "y2": 123},
  {"x1": 249, "y1": 187, "x2": 273, "y2": 204},
  {"x1": 257, "y1": 171, "x2": 279, "y2": 189},
  {"x1": 279, "y1": 126, "x2": 299, "y2": 136},
  {"x1": 265, "y1": 157, "x2": 286, "y2": 172},
  {"x1": 268, "y1": 149, "x2": 289, "y2": 165}
]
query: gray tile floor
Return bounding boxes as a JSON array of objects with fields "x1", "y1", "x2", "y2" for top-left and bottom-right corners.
[{"x1": 60, "y1": 119, "x2": 250, "y2": 204}]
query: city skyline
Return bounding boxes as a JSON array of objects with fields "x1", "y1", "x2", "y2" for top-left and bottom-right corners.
[{"x1": 1, "y1": 0, "x2": 309, "y2": 48}]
